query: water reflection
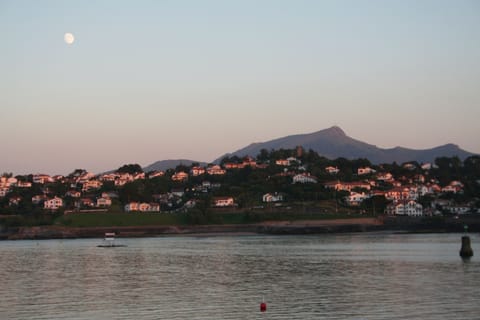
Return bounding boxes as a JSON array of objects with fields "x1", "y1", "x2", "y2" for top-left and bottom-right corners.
[{"x1": 1, "y1": 234, "x2": 479, "y2": 319}]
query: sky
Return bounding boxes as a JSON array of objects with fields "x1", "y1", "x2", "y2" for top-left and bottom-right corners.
[{"x1": 1, "y1": 0, "x2": 479, "y2": 175}]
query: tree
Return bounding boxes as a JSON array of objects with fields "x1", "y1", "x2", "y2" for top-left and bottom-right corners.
[
  {"x1": 257, "y1": 149, "x2": 270, "y2": 162},
  {"x1": 175, "y1": 164, "x2": 190, "y2": 173},
  {"x1": 117, "y1": 164, "x2": 143, "y2": 174},
  {"x1": 351, "y1": 158, "x2": 372, "y2": 170},
  {"x1": 463, "y1": 156, "x2": 480, "y2": 178},
  {"x1": 68, "y1": 169, "x2": 87, "y2": 178},
  {"x1": 119, "y1": 180, "x2": 151, "y2": 203},
  {"x1": 362, "y1": 195, "x2": 388, "y2": 215},
  {"x1": 333, "y1": 158, "x2": 354, "y2": 180},
  {"x1": 220, "y1": 155, "x2": 241, "y2": 165},
  {"x1": 433, "y1": 156, "x2": 462, "y2": 185},
  {"x1": 418, "y1": 195, "x2": 434, "y2": 209}
]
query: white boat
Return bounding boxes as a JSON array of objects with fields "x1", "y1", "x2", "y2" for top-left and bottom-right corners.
[{"x1": 97, "y1": 232, "x2": 127, "y2": 247}]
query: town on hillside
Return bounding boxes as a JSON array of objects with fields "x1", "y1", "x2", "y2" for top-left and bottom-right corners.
[{"x1": 1, "y1": 147, "x2": 479, "y2": 218}]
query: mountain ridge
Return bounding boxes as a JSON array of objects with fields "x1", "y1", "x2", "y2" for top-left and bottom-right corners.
[
  {"x1": 213, "y1": 126, "x2": 476, "y2": 164},
  {"x1": 141, "y1": 127, "x2": 476, "y2": 172}
]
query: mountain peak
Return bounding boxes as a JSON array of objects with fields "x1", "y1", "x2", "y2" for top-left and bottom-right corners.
[{"x1": 321, "y1": 125, "x2": 346, "y2": 137}]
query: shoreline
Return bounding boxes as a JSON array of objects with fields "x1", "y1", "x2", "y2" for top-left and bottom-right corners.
[
  {"x1": 2, "y1": 216, "x2": 479, "y2": 240},
  {"x1": 1, "y1": 218, "x2": 382, "y2": 240}
]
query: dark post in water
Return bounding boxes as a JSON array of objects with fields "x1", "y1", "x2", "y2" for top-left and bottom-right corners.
[{"x1": 460, "y1": 236, "x2": 473, "y2": 258}]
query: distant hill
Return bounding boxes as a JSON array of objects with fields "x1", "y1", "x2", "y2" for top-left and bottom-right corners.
[
  {"x1": 214, "y1": 126, "x2": 476, "y2": 164},
  {"x1": 143, "y1": 159, "x2": 208, "y2": 172}
]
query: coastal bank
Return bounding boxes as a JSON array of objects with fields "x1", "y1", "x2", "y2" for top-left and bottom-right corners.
[{"x1": 1, "y1": 215, "x2": 479, "y2": 240}]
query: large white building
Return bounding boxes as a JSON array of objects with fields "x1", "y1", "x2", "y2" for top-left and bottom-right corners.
[
  {"x1": 44, "y1": 197, "x2": 64, "y2": 210},
  {"x1": 386, "y1": 200, "x2": 423, "y2": 216}
]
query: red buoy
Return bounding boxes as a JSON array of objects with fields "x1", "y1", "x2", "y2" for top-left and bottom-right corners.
[{"x1": 260, "y1": 302, "x2": 267, "y2": 312}]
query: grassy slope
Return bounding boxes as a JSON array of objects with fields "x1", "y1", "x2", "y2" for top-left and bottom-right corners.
[
  {"x1": 57, "y1": 213, "x2": 186, "y2": 227},
  {"x1": 56, "y1": 211, "x2": 371, "y2": 228}
]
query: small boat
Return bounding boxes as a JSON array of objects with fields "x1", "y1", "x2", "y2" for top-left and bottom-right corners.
[{"x1": 97, "y1": 232, "x2": 127, "y2": 248}]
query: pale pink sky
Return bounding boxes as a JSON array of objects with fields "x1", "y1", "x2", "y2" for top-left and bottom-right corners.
[{"x1": 1, "y1": 0, "x2": 479, "y2": 175}]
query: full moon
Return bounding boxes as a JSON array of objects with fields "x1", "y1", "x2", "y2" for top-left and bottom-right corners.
[{"x1": 64, "y1": 32, "x2": 75, "y2": 45}]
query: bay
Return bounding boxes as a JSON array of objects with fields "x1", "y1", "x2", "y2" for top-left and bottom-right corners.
[{"x1": 1, "y1": 233, "x2": 479, "y2": 319}]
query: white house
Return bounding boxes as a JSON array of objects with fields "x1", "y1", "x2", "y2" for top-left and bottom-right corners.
[
  {"x1": 445, "y1": 205, "x2": 471, "y2": 215},
  {"x1": 416, "y1": 185, "x2": 430, "y2": 197},
  {"x1": 345, "y1": 192, "x2": 370, "y2": 206},
  {"x1": 133, "y1": 172, "x2": 146, "y2": 180},
  {"x1": 324, "y1": 181, "x2": 371, "y2": 192},
  {"x1": 6, "y1": 177, "x2": 18, "y2": 186},
  {"x1": 77, "y1": 198, "x2": 95, "y2": 208},
  {"x1": 403, "y1": 163, "x2": 417, "y2": 170},
  {"x1": 99, "y1": 173, "x2": 117, "y2": 182},
  {"x1": 44, "y1": 197, "x2": 64, "y2": 210},
  {"x1": 292, "y1": 173, "x2": 318, "y2": 184},
  {"x1": 224, "y1": 162, "x2": 245, "y2": 169},
  {"x1": 102, "y1": 192, "x2": 118, "y2": 199},
  {"x1": 9, "y1": 196, "x2": 22, "y2": 206},
  {"x1": 125, "y1": 202, "x2": 160, "y2": 212},
  {"x1": 96, "y1": 196, "x2": 112, "y2": 207},
  {"x1": 376, "y1": 173, "x2": 393, "y2": 182},
  {"x1": 114, "y1": 178, "x2": 129, "y2": 187},
  {"x1": 0, "y1": 187, "x2": 10, "y2": 197},
  {"x1": 414, "y1": 174, "x2": 426, "y2": 183},
  {"x1": 441, "y1": 185, "x2": 463, "y2": 194},
  {"x1": 358, "y1": 167, "x2": 377, "y2": 175},
  {"x1": 66, "y1": 190, "x2": 81, "y2": 198},
  {"x1": 138, "y1": 203, "x2": 160, "y2": 212},
  {"x1": 421, "y1": 163, "x2": 433, "y2": 170},
  {"x1": 171, "y1": 188, "x2": 185, "y2": 197},
  {"x1": 207, "y1": 165, "x2": 226, "y2": 175},
  {"x1": 76, "y1": 172, "x2": 96, "y2": 183},
  {"x1": 185, "y1": 199, "x2": 197, "y2": 209},
  {"x1": 148, "y1": 171, "x2": 165, "y2": 179},
  {"x1": 0, "y1": 176, "x2": 11, "y2": 187},
  {"x1": 171, "y1": 171, "x2": 189, "y2": 181},
  {"x1": 275, "y1": 159, "x2": 290, "y2": 166},
  {"x1": 54, "y1": 175, "x2": 65, "y2": 182},
  {"x1": 17, "y1": 181, "x2": 32, "y2": 188},
  {"x1": 431, "y1": 198, "x2": 452, "y2": 210},
  {"x1": 275, "y1": 157, "x2": 298, "y2": 167},
  {"x1": 384, "y1": 187, "x2": 411, "y2": 201},
  {"x1": 82, "y1": 180, "x2": 103, "y2": 192},
  {"x1": 213, "y1": 197, "x2": 235, "y2": 207},
  {"x1": 262, "y1": 193, "x2": 284, "y2": 203},
  {"x1": 450, "y1": 181, "x2": 464, "y2": 187},
  {"x1": 33, "y1": 174, "x2": 54, "y2": 184},
  {"x1": 124, "y1": 202, "x2": 139, "y2": 212},
  {"x1": 325, "y1": 166, "x2": 340, "y2": 174},
  {"x1": 190, "y1": 166, "x2": 206, "y2": 176},
  {"x1": 32, "y1": 194, "x2": 47, "y2": 204}
]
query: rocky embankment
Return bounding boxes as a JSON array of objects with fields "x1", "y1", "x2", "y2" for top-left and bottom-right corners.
[
  {"x1": 1, "y1": 218, "x2": 382, "y2": 240},
  {"x1": 1, "y1": 216, "x2": 479, "y2": 240}
]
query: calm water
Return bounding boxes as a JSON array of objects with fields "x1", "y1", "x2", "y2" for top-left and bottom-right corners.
[{"x1": 1, "y1": 233, "x2": 479, "y2": 319}]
